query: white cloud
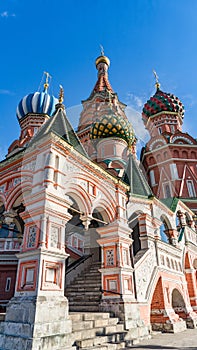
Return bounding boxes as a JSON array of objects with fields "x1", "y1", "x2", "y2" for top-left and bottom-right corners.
[
  {"x1": 0, "y1": 11, "x2": 16, "y2": 18},
  {"x1": 125, "y1": 106, "x2": 148, "y2": 144},
  {"x1": 0, "y1": 89, "x2": 14, "y2": 95},
  {"x1": 127, "y1": 93, "x2": 144, "y2": 108},
  {"x1": 0, "y1": 146, "x2": 7, "y2": 161}
]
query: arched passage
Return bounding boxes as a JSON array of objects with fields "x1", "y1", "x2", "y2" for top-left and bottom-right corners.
[
  {"x1": 128, "y1": 212, "x2": 141, "y2": 256},
  {"x1": 171, "y1": 288, "x2": 187, "y2": 321}
]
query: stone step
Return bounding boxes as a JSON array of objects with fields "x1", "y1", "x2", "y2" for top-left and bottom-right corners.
[
  {"x1": 66, "y1": 290, "x2": 101, "y2": 296},
  {"x1": 77, "y1": 342, "x2": 126, "y2": 350},
  {"x1": 71, "y1": 317, "x2": 120, "y2": 331},
  {"x1": 68, "y1": 295, "x2": 101, "y2": 302},
  {"x1": 69, "y1": 305, "x2": 100, "y2": 312},
  {"x1": 76, "y1": 276, "x2": 101, "y2": 283},
  {"x1": 66, "y1": 286, "x2": 101, "y2": 291},
  {"x1": 69, "y1": 300, "x2": 100, "y2": 306},
  {"x1": 69, "y1": 312, "x2": 111, "y2": 322},
  {"x1": 70, "y1": 280, "x2": 101, "y2": 285},
  {"x1": 75, "y1": 334, "x2": 126, "y2": 348},
  {"x1": 104, "y1": 324, "x2": 125, "y2": 335},
  {"x1": 67, "y1": 283, "x2": 101, "y2": 288}
]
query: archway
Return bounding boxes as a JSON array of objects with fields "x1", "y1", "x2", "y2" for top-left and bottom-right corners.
[
  {"x1": 89, "y1": 207, "x2": 106, "y2": 262},
  {"x1": 171, "y1": 288, "x2": 187, "y2": 321},
  {"x1": 160, "y1": 215, "x2": 172, "y2": 244},
  {"x1": 128, "y1": 212, "x2": 141, "y2": 256},
  {"x1": 65, "y1": 197, "x2": 85, "y2": 262}
]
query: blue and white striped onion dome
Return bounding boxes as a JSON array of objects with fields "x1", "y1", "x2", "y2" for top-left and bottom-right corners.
[{"x1": 16, "y1": 91, "x2": 58, "y2": 120}]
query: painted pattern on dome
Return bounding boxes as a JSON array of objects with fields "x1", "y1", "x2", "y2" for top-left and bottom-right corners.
[
  {"x1": 90, "y1": 110, "x2": 136, "y2": 146},
  {"x1": 142, "y1": 89, "x2": 184, "y2": 120}
]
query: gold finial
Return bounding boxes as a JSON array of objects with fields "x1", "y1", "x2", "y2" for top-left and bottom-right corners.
[
  {"x1": 153, "y1": 69, "x2": 160, "y2": 90},
  {"x1": 59, "y1": 84, "x2": 64, "y2": 103},
  {"x1": 44, "y1": 71, "x2": 51, "y2": 92},
  {"x1": 100, "y1": 44, "x2": 104, "y2": 56}
]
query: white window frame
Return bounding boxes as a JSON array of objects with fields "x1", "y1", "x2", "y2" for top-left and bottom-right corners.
[
  {"x1": 170, "y1": 163, "x2": 179, "y2": 180},
  {"x1": 5, "y1": 277, "x2": 11, "y2": 292},
  {"x1": 187, "y1": 180, "x2": 196, "y2": 197},
  {"x1": 162, "y1": 182, "x2": 172, "y2": 198},
  {"x1": 150, "y1": 170, "x2": 156, "y2": 186}
]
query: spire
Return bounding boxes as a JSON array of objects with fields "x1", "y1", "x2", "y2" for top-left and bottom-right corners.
[
  {"x1": 28, "y1": 101, "x2": 87, "y2": 157},
  {"x1": 43, "y1": 71, "x2": 51, "y2": 93},
  {"x1": 95, "y1": 45, "x2": 110, "y2": 69},
  {"x1": 153, "y1": 69, "x2": 160, "y2": 90},
  {"x1": 100, "y1": 44, "x2": 104, "y2": 56},
  {"x1": 89, "y1": 49, "x2": 113, "y2": 97},
  {"x1": 123, "y1": 153, "x2": 152, "y2": 197},
  {"x1": 58, "y1": 85, "x2": 64, "y2": 104}
]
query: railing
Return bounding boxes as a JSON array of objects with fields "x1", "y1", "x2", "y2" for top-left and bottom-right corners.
[
  {"x1": 65, "y1": 253, "x2": 93, "y2": 275},
  {"x1": 100, "y1": 287, "x2": 122, "y2": 298},
  {"x1": 0, "y1": 239, "x2": 20, "y2": 251}
]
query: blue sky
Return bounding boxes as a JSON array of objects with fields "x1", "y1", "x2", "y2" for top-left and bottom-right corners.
[{"x1": 0, "y1": 0, "x2": 197, "y2": 159}]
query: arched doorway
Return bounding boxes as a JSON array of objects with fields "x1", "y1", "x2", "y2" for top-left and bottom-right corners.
[
  {"x1": 89, "y1": 208, "x2": 106, "y2": 262},
  {"x1": 171, "y1": 288, "x2": 187, "y2": 322},
  {"x1": 128, "y1": 212, "x2": 141, "y2": 256},
  {"x1": 65, "y1": 197, "x2": 85, "y2": 262}
]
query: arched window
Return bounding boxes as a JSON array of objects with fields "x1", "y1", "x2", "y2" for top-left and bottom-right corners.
[
  {"x1": 156, "y1": 154, "x2": 161, "y2": 162},
  {"x1": 160, "y1": 217, "x2": 169, "y2": 243},
  {"x1": 163, "y1": 151, "x2": 168, "y2": 159},
  {"x1": 182, "y1": 151, "x2": 188, "y2": 159},
  {"x1": 163, "y1": 183, "x2": 171, "y2": 198},
  {"x1": 173, "y1": 150, "x2": 179, "y2": 158},
  {"x1": 185, "y1": 212, "x2": 192, "y2": 226}
]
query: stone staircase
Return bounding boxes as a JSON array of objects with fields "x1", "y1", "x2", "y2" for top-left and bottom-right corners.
[
  {"x1": 65, "y1": 261, "x2": 150, "y2": 349},
  {"x1": 65, "y1": 262, "x2": 102, "y2": 312},
  {"x1": 69, "y1": 312, "x2": 129, "y2": 350}
]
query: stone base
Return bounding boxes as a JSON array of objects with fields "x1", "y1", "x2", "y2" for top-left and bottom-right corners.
[
  {"x1": 152, "y1": 319, "x2": 187, "y2": 333},
  {"x1": 0, "y1": 296, "x2": 73, "y2": 350},
  {"x1": 99, "y1": 298, "x2": 150, "y2": 344},
  {"x1": 185, "y1": 316, "x2": 197, "y2": 329}
]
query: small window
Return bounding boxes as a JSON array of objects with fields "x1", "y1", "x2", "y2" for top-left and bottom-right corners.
[
  {"x1": 53, "y1": 155, "x2": 59, "y2": 186},
  {"x1": 187, "y1": 180, "x2": 196, "y2": 197},
  {"x1": 170, "y1": 163, "x2": 179, "y2": 180},
  {"x1": 150, "y1": 170, "x2": 155, "y2": 186},
  {"x1": 160, "y1": 222, "x2": 169, "y2": 243},
  {"x1": 163, "y1": 183, "x2": 171, "y2": 198},
  {"x1": 5, "y1": 277, "x2": 11, "y2": 292},
  {"x1": 171, "y1": 125, "x2": 175, "y2": 133},
  {"x1": 158, "y1": 127, "x2": 162, "y2": 134}
]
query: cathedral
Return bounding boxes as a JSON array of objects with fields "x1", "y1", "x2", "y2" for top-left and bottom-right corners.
[{"x1": 0, "y1": 52, "x2": 197, "y2": 350}]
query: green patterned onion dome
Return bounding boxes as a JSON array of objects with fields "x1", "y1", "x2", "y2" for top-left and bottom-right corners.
[
  {"x1": 142, "y1": 89, "x2": 184, "y2": 121},
  {"x1": 90, "y1": 111, "x2": 136, "y2": 146}
]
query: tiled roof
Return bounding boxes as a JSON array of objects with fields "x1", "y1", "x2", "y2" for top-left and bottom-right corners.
[
  {"x1": 123, "y1": 153, "x2": 152, "y2": 197},
  {"x1": 29, "y1": 103, "x2": 88, "y2": 157},
  {"x1": 92, "y1": 74, "x2": 113, "y2": 94},
  {"x1": 160, "y1": 197, "x2": 179, "y2": 212}
]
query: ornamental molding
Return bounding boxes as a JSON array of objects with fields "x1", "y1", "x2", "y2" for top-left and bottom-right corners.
[
  {"x1": 171, "y1": 135, "x2": 194, "y2": 144},
  {"x1": 149, "y1": 138, "x2": 166, "y2": 151}
]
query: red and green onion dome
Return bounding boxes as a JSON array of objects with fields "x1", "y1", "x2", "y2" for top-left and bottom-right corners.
[
  {"x1": 90, "y1": 109, "x2": 136, "y2": 147},
  {"x1": 142, "y1": 89, "x2": 184, "y2": 121}
]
